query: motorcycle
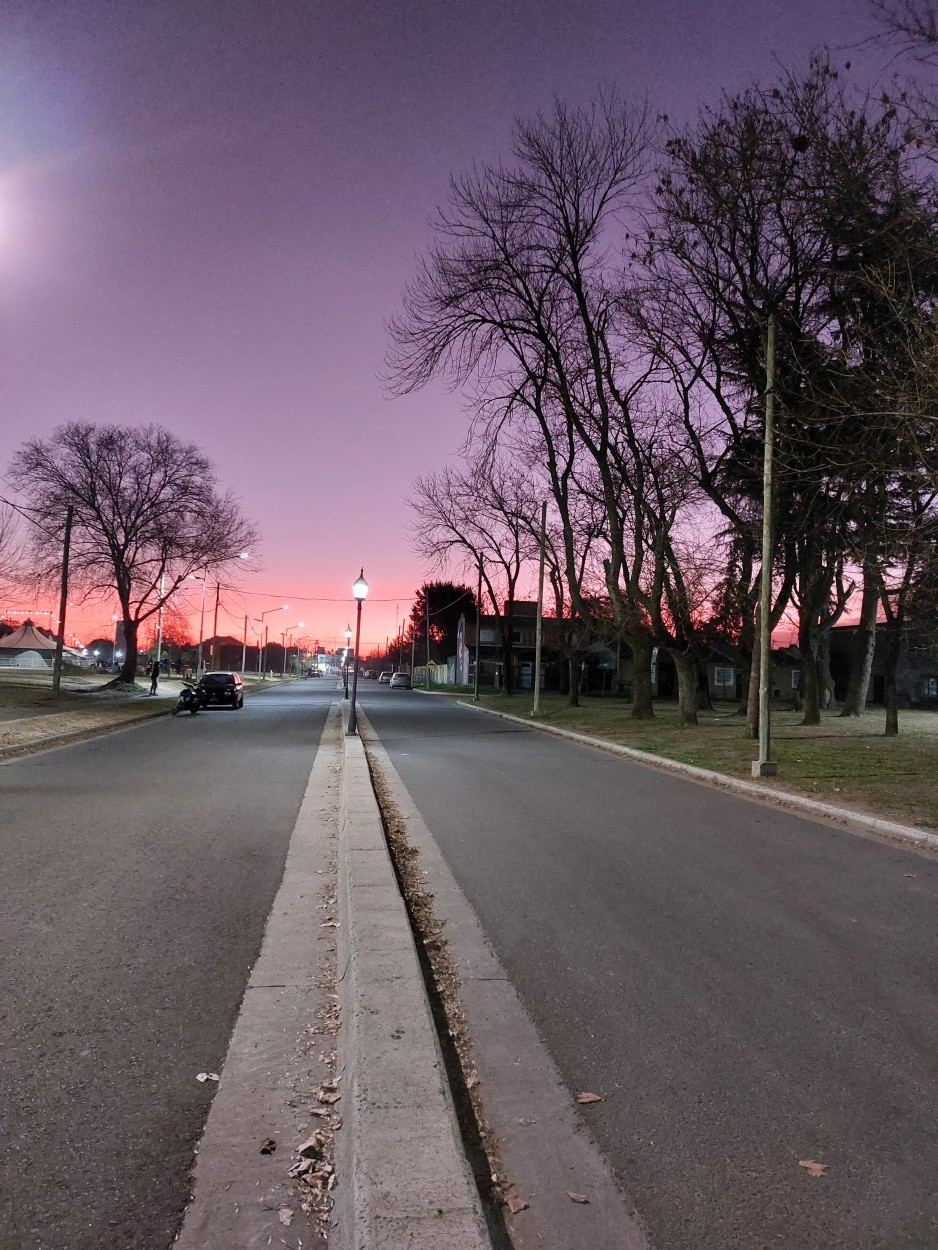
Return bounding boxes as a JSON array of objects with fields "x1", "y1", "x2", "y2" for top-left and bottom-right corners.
[{"x1": 172, "y1": 681, "x2": 207, "y2": 716}]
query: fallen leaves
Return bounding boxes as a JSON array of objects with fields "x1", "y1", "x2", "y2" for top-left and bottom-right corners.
[
  {"x1": 314, "y1": 1080, "x2": 342, "y2": 1105},
  {"x1": 798, "y1": 1159, "x2": 829, "y2": 1178},
  {"x1": 576, "y1": 1091, "x2": 603, "y2": 1105},
  {"x1": 277, "y1": 1207, "x2": 293, "y2": 1226},
  {"x1": 195, "y1": 1071, "x2": 220, "y2": 1083},
  {"x1": 505, "y1": 1192, "x2": 529, "y2": 1214},
  {"x1": 568, "y1": 1191, "x2": 590, "y2": 1204},
  {"x1": 259, "y1": 1138, "x2": 277, "y2": 1155},
  {"x1": 297, "y1": 1131, "x2": 328, "y2": 1159},
  {"x1": 517, "y1": 1116, "x2": 537, "y2": 1127}
]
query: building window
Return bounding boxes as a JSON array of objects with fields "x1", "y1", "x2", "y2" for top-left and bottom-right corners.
[
  {"x1": 791, "y1": 670, "x2": 800, "y2": 689},
  {"x1": 713, "y1": 665, "x2": 735, "y2": 687},
  {"x1": 479, "y1": 629, "x2": 496, "y2": 644}
]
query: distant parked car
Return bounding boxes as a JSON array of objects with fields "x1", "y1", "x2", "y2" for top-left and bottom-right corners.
[
  {"x1": 378, "y1": 671, "x2": 392, "y2": 684},
  {"x1": 389, "y1": 672, "x2": 412, "y2": 689},
  {"x1": 196, "y1": 670, "x2": 244, "y2": 708}
]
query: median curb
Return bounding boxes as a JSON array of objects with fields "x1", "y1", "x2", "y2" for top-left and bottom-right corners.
[
  {"x1": 454, "y1": 699, "x2": 938, "y2": 854},
  {"x1": 334, "y1": 724, "x2": 492, "y2": 1250}
]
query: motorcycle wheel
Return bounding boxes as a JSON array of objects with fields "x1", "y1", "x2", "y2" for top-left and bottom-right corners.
[{"x1": 189, "y1": 705, "x2": 199, "y2": 715}]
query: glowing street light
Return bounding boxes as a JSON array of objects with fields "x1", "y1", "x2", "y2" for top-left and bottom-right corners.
[{"x1": 348, "y1": 569, "x2": 368, "y2": 735}]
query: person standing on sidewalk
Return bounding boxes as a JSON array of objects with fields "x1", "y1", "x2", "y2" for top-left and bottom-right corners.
[{"x1": 148, "y1": 659, "x2": 160, "y2": 696}]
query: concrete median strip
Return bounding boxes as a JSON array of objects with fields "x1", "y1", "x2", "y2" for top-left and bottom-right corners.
[
  {"x1": 175, "y1": 706, "x2": 343, "y2": 1248},
  {"x1": 174, "y1": 702, "x2": 490, "y2": 1249},
  {"x1": 334, "y1": 728, "x2": 491, "y2": 1249}
]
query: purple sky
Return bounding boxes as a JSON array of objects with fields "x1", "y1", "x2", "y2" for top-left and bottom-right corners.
[{"x1": 0, "y1": 0, "x2": 887, "y2": 653}]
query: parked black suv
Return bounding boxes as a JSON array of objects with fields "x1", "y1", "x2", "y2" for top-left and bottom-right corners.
[{"x1": 196, "y1": 670, "x2": 244, "y2": 708}]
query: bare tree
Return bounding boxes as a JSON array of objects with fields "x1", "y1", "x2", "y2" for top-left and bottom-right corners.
[
  {"x1": 409, "y1": 457, "x2": 541, "y2": 693},
  {"x1": 0, "y1": 504, "x2": 23, "y2": 600},
  {"x1": 389, "y1": 96, "x2": 680, "y2": 717},
  {"x1": 647, "y1": 57, "x2": 938, "y2": 729},
  {"x1": 8, "y1": 422, "x2": 258, "y2": 683}
]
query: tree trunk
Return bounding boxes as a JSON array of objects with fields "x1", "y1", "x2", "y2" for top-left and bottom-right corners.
[
  {"x1": 696, "y1": 659, "x2": 713, "y2": 710},
  {"x1": 817, "y1": 628, "x2": 836, "y2": 711},
  {"x1": 841, "y1": 569, "x2": 879, "y2": 717},
  {"x1": 567, "y1": 656, "x2": 580, "y2": 707},
  {"x1": 799, "y1": 614, "x2": 821, "y2": 726},
  {"x1": 882, "y1": 616, "x2": 901, "y2": 736},
  {"x1": 630, "y1": 635, "x2": 654, "y2": 719},
  {"x1": 671, "y1": 650, "x2": 699, "y2": 727},
  {"x1": 118, "y1": 618, "x2": 138, "y2": 684}
]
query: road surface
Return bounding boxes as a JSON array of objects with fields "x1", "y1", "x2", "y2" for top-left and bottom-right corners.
[
  {"x1": 360, "y1": 684, "x2": 938, "y2": 1250},
  {"x1": 0, "y1": 681, "x2": 332, "y2": 1250}
]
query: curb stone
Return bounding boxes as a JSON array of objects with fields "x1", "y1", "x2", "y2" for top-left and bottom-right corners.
[
  {"x1": 333, "y1": 725, "x2": 492, "y2": 1250},
  {"x1": 453, "y1": 699, "x2": 938, "y2": 854}
]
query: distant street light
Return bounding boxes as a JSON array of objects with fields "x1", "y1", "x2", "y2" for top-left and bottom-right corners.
[
  {"x1": 259, "y1": 604, "x2": 289, "y2": 677},
  {"x1": 343, "y1": 625, "x2": 352, "y2": 698},
  {"x1": 348, "y1": 569, "x2": 368, "y2": 735}
]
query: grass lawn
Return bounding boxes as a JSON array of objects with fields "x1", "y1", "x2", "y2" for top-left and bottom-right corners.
[{"x1": 464, "y1": 691, "x2": 938, "y2": 833}]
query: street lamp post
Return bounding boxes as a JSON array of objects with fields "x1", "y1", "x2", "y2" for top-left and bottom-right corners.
[
  {"x1": 189, "y1": 574, "x2": 207, "y2": 675},
  {"x1": 259, "y1": 604, "x2": 288, "y2": 678},
  {"x1": 282, "y1": 623, "x2": 304, "y2": 676},
  {"x1": 343, "y1": 626, "x2": 352, "y2": 699},
  {"x1": 348, "y1": 569, "x2": 368, "y2": 735}
]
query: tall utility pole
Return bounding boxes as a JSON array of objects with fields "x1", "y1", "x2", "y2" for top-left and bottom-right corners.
[
  {"x1": 473, "y1": 558, "x2": 482, "y2": 701},
  {"x1": 210, "y1": 581, "x2": 221, "y2": 670},
  {"x1": 241, "y1": 615, "x2": 249, "y2": 675},
  {"x1": 532, "y1": 501, "x2": 547, "y2": 715},
  {"x1": 51, "y1": 505, "x2": 74, "y2": 699},
  {"x1": 425, "y1": 587, "x2": 431, "y2": 690},
  {"x1": 753, "y1": 312, "x2": 778, "y2": 778},
  {"x1": 155, "y1": 571, "x2": 166, "y2": 668}
]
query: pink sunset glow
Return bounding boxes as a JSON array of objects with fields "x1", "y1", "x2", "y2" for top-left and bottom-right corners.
[{"x1": 0, "y1": 1, "x2": 887, "y2": 654}]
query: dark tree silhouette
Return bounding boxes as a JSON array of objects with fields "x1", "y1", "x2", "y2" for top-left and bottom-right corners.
[{"x1": 9, "y1": 422, "x2": 258, "y2": 683}]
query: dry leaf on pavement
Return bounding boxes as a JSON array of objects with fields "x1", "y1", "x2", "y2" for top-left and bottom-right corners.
[
  {"x1": 297, "y1": 1132, "x2": 327, "y2": 1158},
  {"x1": 568, "y1": 1192, "x2": 590, "y2": 1204},
  {"x1": 196, "y1": 1071, "x2": 220, "y2": 1083},
  {"x1": 505, "y1": 1192, "x2": 529, "y2": 1214},
  {"x1": 278, "y1": 1207, "x2": 293, "y2": 1226},
  {"x1": 576, "y1": 1092, "x2": 603, "y2": 1104},
  {"x1": 798, "y1": 1159, "x2": 828, "y2": 1177},
  {"x1": 315, "y1": 1084, "x2": 341, "y2": 1105},
  {"x1": 517, "y1": 1116, "x2": 536, "y2": 1126},
  {"x1": 259, "y1": 1138, "x2": 278, "y2": 1155}
]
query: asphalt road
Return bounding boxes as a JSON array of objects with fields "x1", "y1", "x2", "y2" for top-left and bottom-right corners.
[
  {"x1": 359, "y1": 685, "x2": 938, "y2": 1250},
  {"x1": 0, "y1": 680, "x2": 333, "y2": 1250}
]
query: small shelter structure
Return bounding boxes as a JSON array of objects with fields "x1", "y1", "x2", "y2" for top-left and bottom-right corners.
[{"x1": 0, "y1": 620, "x2": 80, "y2": 668}]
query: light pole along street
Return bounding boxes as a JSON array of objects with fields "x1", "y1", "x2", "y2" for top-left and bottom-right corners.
[
  {"x1": 343, "y1": 625, "x2": 352, "y2": 698},
  {"x1": 347, "y1": 569, "x2": 368, "y2": 735},
  {"x1": 259, "y1": 604, "x2": 288, "y2": 677}
]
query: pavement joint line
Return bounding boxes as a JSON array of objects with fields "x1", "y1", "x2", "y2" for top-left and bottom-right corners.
[
  {"x1": 174, "y1": 704, "x2": 342, "y2": 1250},
  {"x1": 453, "y1": 698, "x2": 938, "y2": 854},
  {"x1": 334, "y1": 722, "x2": 492, "y2": 1250}
]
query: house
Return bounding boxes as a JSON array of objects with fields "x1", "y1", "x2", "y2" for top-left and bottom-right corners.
[
  {"x1": 828, "y1": 622, "x2": 938, "y2": 707},
  {"x1": 455, "y1": 602, "x2": 564, "y2": 689}
]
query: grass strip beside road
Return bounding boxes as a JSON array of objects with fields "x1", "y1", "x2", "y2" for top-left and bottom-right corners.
[
  {"x1": 464, "y1": 692, "x2": 938, "y2": 833},
  {"x1": 0, "y1": 696, "x2": 175, "y2": 756}
]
